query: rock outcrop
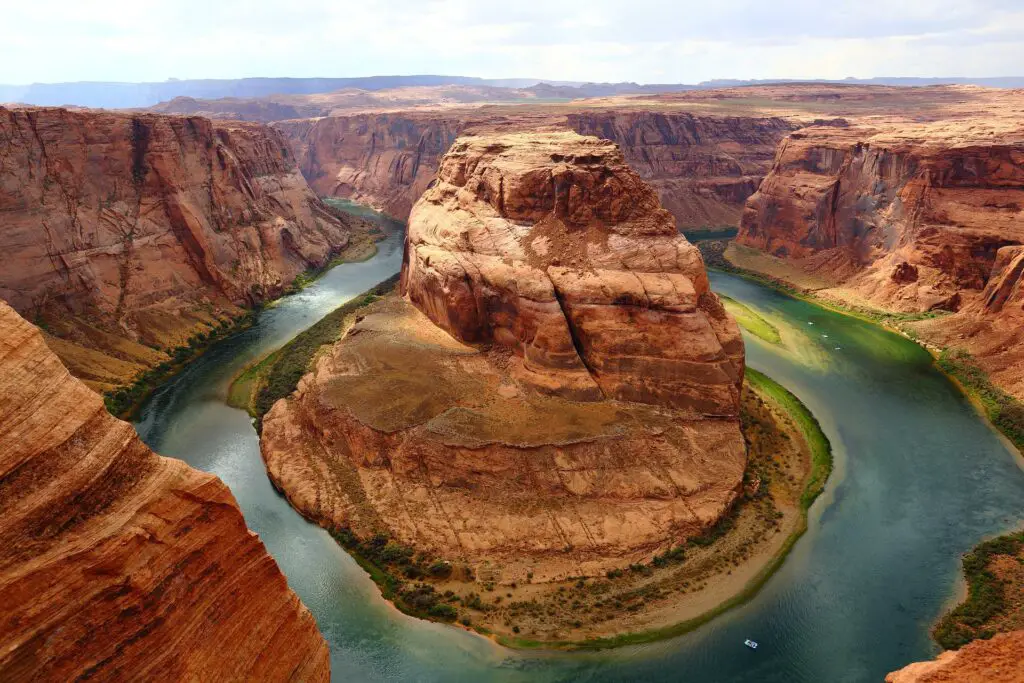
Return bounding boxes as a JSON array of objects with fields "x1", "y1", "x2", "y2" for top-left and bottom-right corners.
[
  {"x1": 885, "y1": 631, "x2": 1024, "y2": 683},
  {"x1": 0, "y1": 301, "x2": 329, "y2": 681},
  {"x1": 401, "y1": 131, "x2": 745, "y2": 413},
  {"x1": 262, "y1": 132, "x2": 745, "y2": 583},
  {"x1": 737, "y1": 122, "x2": 1024, "y2": 398},
  {"x1": 0, "y1": 106, "x2": 358, "y2": 391},
  {"x1": 275, "y1": 110, "x2": 793, "y2": 230}
]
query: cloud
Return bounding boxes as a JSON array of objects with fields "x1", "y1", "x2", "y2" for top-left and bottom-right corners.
[{"x1": 2, "y1": 0, "x2": 1023, "y2": 83}]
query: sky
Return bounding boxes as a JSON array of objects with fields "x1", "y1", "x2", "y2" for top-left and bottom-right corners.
[{"x1": 4, "y1": 0, "x2": 1024, "y2": 84}]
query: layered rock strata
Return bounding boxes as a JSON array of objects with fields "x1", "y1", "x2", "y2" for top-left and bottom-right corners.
[
  {"x1": 0, "y1": 301, "x2": 329, "y2": 681},
  {"x1": 275, "y1": 110, "x2": 793, "y2": 230},
  {"x1": 737, "y1": 123, "x2": 1024, "y2": 398},
  {"x1": 0, "y1": 106, "x2": 357, "y2": 391},
  {"x1": 262, "y1": 132, "x2": 745, "y2": 582}
]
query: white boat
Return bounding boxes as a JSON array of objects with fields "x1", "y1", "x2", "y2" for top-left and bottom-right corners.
[{"x1": 744, "y1": 639, "x2": 758, "y2": 650}]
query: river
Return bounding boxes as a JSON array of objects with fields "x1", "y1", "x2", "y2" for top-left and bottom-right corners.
[{"x1": 134, "y1": 207, "x2": 1024, "y2": 682}]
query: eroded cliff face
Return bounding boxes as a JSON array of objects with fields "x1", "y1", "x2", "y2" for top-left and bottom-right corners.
[
  {"x1": 0, "y1": 301, "x2": 329, "y2": 681},
  {"x1": 262, "y1": 132, "x2": 746, "y2": 585},
  {"x1": 277, "y1": 113, "x2": 466, "y2": 220},
  {"x1": 275, "y1": 110, "x2": 793, "y2": 230},
  {"x1": 739, "y1": 125, "x2": 1024, "y2": 310},
  {"x1": 0, "y1": 106, "x2": 356, "y2": 391},
  {"x1": 885, "y1": 631, "x2": 1024, "y2": 683},
  {"x1": 402, "y1": 131, "x2": 745, "y2": 413},
  {"x1": 566, "y1": 111, "x2": 794, "y2": 228},
  {"x1": 737, "y1": 124, "x2": 1024, "y2": 398}
]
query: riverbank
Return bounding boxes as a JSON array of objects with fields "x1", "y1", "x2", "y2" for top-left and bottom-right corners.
[
  {"x1": 933, "y1": 530, "x2": 1024, "y2": 650},
  {"x1": 106, "y1": 216, "x2": 390, "y2": 421},
  {"x1": 699, "y1": 239, "x2": 1024, "y2": 457},
  {"x1": 247, "y1": 280, "x2": 833, "y2": 650},
  {"x1": 227, "y1": 275, "x2": 401, "y2": 423}
]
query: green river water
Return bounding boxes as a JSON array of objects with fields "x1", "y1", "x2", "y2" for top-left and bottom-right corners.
[{"x1": 134, "y1": 205, "x2": 1024, "y2": 682}]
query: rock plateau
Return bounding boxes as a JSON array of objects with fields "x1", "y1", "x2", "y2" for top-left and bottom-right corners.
[
  {"x1": 0, "y1": 300, "x2": 329, "y2": 681},
  {"x1": 261, "y1": 131, "x2": 746, "y2": 584}
]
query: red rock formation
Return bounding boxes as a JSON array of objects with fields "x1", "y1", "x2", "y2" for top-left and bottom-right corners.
[
  {"x1": 261, "y1": 132, "x2": 746, "y2": 586},
  {"x1": 0, "y1": 106, "x2": 357, "y2": 390},
  {"x1": 736, "y1": 122, "x2": 1024, "y2": 397},
  {"x1": 566, "y1": 111, "x2": 794, "y2": 228},
  {"x1": 402, "y1": 131, "x2": 744, "y2": 414},
  {"x1": 0, "y1": 301, "x2": 329, "y2": 681},
  {"x1": 276, "y1": 113, "x2": 466, "y2": 220},
  {"x1": 275, "y1": 110, "x2": 793, "y2": 230},
  {"x1": 885, "y1": 631, "x2": 1024, "y2": 683}
]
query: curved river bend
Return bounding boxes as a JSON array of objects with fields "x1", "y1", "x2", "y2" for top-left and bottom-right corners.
[{"x1": 135, "y1": 209, "x2": 1024, "y2": 682}]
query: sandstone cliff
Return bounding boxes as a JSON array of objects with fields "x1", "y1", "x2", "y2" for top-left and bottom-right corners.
[
  {"x1": 566, "y1": 111, "x2": 793, "y2": 228},
  {"x1": 0, "y1": 106, "x2": 357, "y2": 392},
  {"x1": 275, "y1": 110, "x2": 793, "y2": 230},
  {"x1": 885, "y1": 631, "x2": 1024, "y2": 683},
  {"x1": 737, "y1": 122, "x2": 1024, "y2": 398},
  {"x1": 0, "y1": 301, "x2": 329, "y2": 681},
  {"x1": 262, "y1": 132, "x2": 745, "y2": 584}
]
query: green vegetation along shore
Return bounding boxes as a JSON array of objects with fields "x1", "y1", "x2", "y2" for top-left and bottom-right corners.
[
  {"x1": 699, "y1": 239, "x2": 1024, "y2": 458},
  {"x1": 499, "y1": 368, "x2": 833, "y2": 650},
  {"x1": 934, "y1": 530, "x2": 1024, "y2": 649},
  {"x1": 719, "y1": 294, "x2": 782, "y2": 345},
  {"x1": 104, "y1": 312, "x2": 255, "y2": 419},
  {"x1": 228, "y1": 274, "x2": 401, "y2": 426}
]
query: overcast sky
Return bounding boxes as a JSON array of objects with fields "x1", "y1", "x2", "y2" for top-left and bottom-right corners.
[{"x1": 4, "y1": 0, "x2": 1024, "y2": 84}]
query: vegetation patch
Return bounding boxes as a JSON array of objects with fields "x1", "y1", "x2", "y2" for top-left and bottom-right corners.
[
  {"x1": 103, "y1": 312, "x2": 254, "y2": 419},
  {"x1": 719, "y1": 294, "x2": 782, "y2": 345},
  {"x1": 330, "y1": 527, "x2": 466, "y2": 622},
  {"x1": 938, "y1": 349, "x2": 1024, "y2": 452},
  {"x1": 933, "y1": 530, "x2": 1024, "y2": 650},
  {"x1": 231, "y1": 275, "x2": 401, "y2": 425}
]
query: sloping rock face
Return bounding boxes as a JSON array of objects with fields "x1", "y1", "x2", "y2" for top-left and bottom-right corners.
[
  {"x1": 0, "y1": 106, "x2": 356, "y2": 391},
  {"x1": 566, "y1": 111, "x2": 794, "y2": 228},
  {"x1": 277, "y1": 113, "x2": 466, "y2": 220},
  {"x1": 275, "y1": 110, "x2": 792, "y2": 230},
  {"x1": 885, "y1": 631, "x2": 1024, "y2": 683},
  {"x1": 740, "y1": 125, "x2": 1024, "y2": 311},
  {"x1": 737, "y1": 124, "x2": 1024, "y2": 398},
  {"x1": 0, "y1": 301, "x2": 329, "y2": 681},
  {"x1": 262, "y1": 132, "x2": 746, "y2": 582},
  {"x1": 402, "y1": 131, "x2": 744, "y2": 414}
]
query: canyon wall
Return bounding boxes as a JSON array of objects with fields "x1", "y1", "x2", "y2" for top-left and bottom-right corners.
[
  {"x1": 0, "y1": 300, "x2": 329, "y2": 681},
  {"x1": 737, "y1": 124, "x2": 1024, "y2": 398},
  {"x1": 566, "y1": 111, "x2": 794, "y2": 228},
  {"x1": 275, "y1": 110, "x2": 793, "y2": 230},
  {"x1": 0, "y1": 106, "x2": 358, "y2": 391},
  {"x1": 262, "y1": 132, "x2": 746, "y2": 584}
]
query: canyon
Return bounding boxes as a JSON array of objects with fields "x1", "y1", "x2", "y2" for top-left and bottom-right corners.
[
  {"x1": 735, "y1": 115, "x2": 1024, "y2": 400},
  {"x1": 0, "y1": 300, "x2": 329, "y2": 680},
  {"x1": 275, "y1": 108, "x2": 794, "y2": 231},
  {"x1": 254, "y1": 131, "x2": 811, "y2": 642},
  {"x1": 0, "y1": 105, "x2": 365, "y2": 394}
]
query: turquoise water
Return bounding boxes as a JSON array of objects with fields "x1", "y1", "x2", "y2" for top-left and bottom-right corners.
[{"x1": 134, "y1": 216, "x2": 1024, "y2": 682}]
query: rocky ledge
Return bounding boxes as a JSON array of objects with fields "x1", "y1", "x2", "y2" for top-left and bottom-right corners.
[
  {"x1": 0, "y1": 301, "x2": 328, "y2": 680},
  {"x1": 886, "y1": 631, "x2": 1024, "y2": 683},
  {"x1": 261, "y1": 131, "x2": 746, "y2": 588}
]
